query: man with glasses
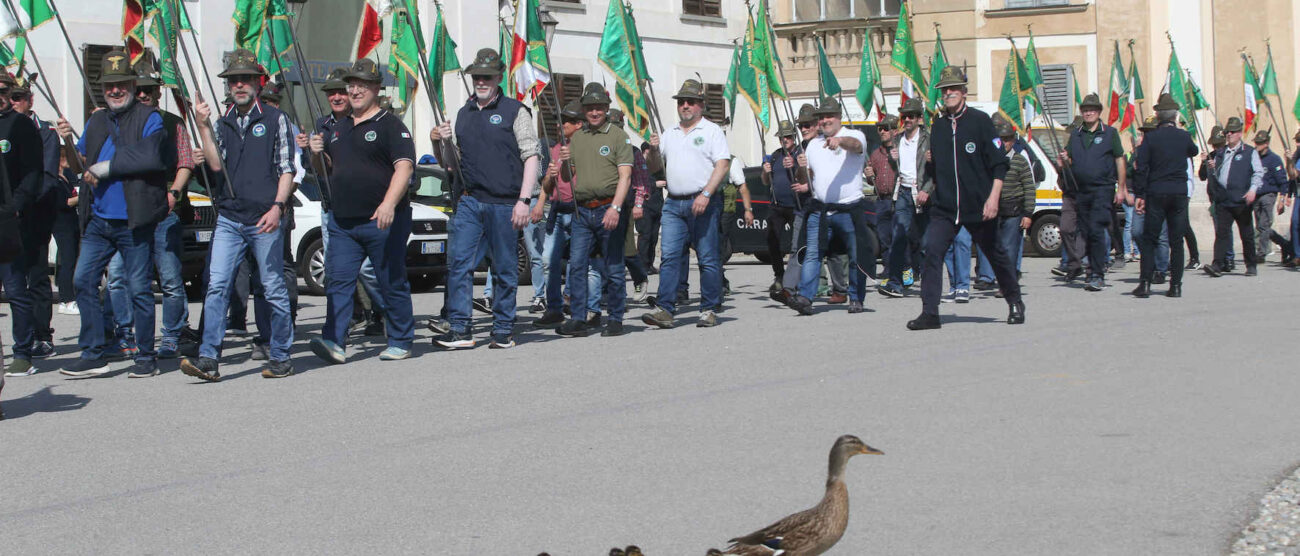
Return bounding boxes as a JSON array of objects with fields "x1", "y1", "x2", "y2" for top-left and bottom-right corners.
[
  {"x1": 180, "y1": 49, "x2": 295, "y2": 381},
  {"x1": 56, "y1": 47, "x2": 174, "y2": 378},
  {"x1": 1130, "y1": 94, "x2": 1199, "y2": 297},
  {"x1": 431, "y1": 49, "x2": 538, "y2": 349},
  {"x1": 0, "y1": 72, "x2": 50, "y2": 378},
  {"x1": 908, "y1": 66, "x2": 1021, "y2": 330},
  {"x1": 769, "y1": 104, "x2": 818, "y2": 306},
  {"x1": 878, "y1": 99, "x2": 930, "y2": 299},
  {"x1": 642, "y1": 80, "x2": 730, "y2": 329},
  {"x1": 533, "y1": 100, "x2": 598, "y2": 329},
  {"x1": 1057, "y1": 93, "x2": 1127, "y2": 292},
  {"x1": 1203, "y1": 116, "x2": 1262, "y2": 278},
  {"x1": 760, "y1": 120, "x2": 807, "y2": 295}
]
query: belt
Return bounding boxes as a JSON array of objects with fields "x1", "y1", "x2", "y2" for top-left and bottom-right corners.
[
  {"x1": 581, "y1": 197, "x2": 614, "y2": 209},
  {"x1": 668, "y1": 192, "x2": 700, "y2": 201}
]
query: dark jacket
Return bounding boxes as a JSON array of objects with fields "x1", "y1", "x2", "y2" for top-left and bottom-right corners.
[
  {"x1": 1258, "y1": 149, "x2": 1288, "y2": 196},
  {"x1": 897, "y1": 126, "x2": 934, "y2": 199},
  {"x1": 0, "y1": 109, "x2": 46, "y2": 217},
  {"x1": 455, "y1": 93, "x2": 526, "y2": 204},
  {"x1": 78, "y1": 99, "x2": 172, "y2": 230},
  {"x1": 1065, "y1": 123, "x2": 1120, "y2": 187},
  {"x1": 1210, "y1": 143, "x2": 1262, "y2": 208},
  {"x1": 1131, "y1": 122, "x2": 1197, "y2": 199},
  {"x1": 927, "y1": 105, "x2": 1008, "y2": 223},
  {"x1": 215, "y1": 100, "x2": 288, "y2": 225}
]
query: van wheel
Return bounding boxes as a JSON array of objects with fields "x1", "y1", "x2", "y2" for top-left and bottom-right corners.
[
  {"x1": 1029, "y1": 214, "x2": 1061, "y2": 258},
  {"x1": 301, "y1": 238, "x2": 326, "y2": 296}
]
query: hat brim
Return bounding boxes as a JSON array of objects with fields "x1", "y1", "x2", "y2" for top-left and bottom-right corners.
[
  {"x1": 217, "y1": 69, "x2": 265, "y2": 79},
  {"x1": 321, "y1": 81, "x2": 347, "y2": 92},
  {"x1": 1152, "y1": 103, "x2": 1179, "y2": 111},
  {"x1": 934, "y1": 79, "x2": 966, "y2": 89},
  {"x1": 466, "y1": 66, "x2": 504, "y2": 77},
  {"x1": 99, "y1": 74, "x2": 137, "y2": 84},
  {"x1": 672, "y1": 93, "x2": 705, "y2": 101},
  {"x1": 580, "y1": 96, "x2": 612, "y2": 106},
  {"x1": 135, "y1": 77, "x2": 161, "y2": 87},
  {"x1": 1079, "y1": 103, "x2": 1104, "y2": 111}
]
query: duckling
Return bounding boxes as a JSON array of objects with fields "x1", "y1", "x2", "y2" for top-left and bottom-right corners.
[
  {"x1": 712, "y1": 435, "x2": 883, "y2": 556},
  {"x1": 609, "y1": 548, "x2": 625, "y2": 556}
]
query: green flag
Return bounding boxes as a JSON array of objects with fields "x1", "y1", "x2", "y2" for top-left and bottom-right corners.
[
  {"x1": 1166, "y1": 45, "x2": 1197, "y2": 136},
  {"x1": 254, "y1": 0, "x2": 293, "y2": 75},
  {"x1": 0, "y1": 37, "x2": 25, "y2": 68},
  {"x1": 498, "y1": 19, "x2": 513, "y2": 98},
  {"x1": 1023, "y1": 32, "x2": 1043, "y2": 112},
  {"x1": 1293, "y1": 88, "x2": 1300, "y2": 128},
  {"x1": 724, "y1": 41, "x2": 740, "y2": 115},
  {"x1": 18, "y1": 0, "x2": 53, "y2": 29},
  {"x1": 889, "y1": 1, "x2": 928, "y2": 107},
  {"x1": 1074, "y1": 71, "x2": 1082, "y2": 109},
  {"x1": 624, "y1": 2, "x2": 650, "y2": 85},
  {"x1": 925, "y1": 29, "x2": 948, "y2": 114},
  {"x1": 388, "y1": 6, "x2": 420, "y2": 114},
  {"x1": 1261, "y1": 45, "x2": 1279, "y2": 97},
  {"x1": 998, "y1": 53, "x2": 1024, "y2": 132},
  {"x1": 734, "y1": 18, "x2": 770, "y2": 131},
  {"x1": 597, "y1": 0, "x2": 652, "y2": 139},
  {"x1": 148, "y1": 0, "x2": 186, "y2": 94},
  {"x1": 428, "y1": 6, "x2": 461, "y2": 113},
  {"x1": 815, "y1": 35, "x2": 840, "y2": 97},
  {"x1": 856, "y1": 26, "x2": 881, "y2": 115},
  {"x1": 750, "y1": 0, "x2": 785, "y2": 99},
  {"x1": 230, "y1": 0, "x2": 269, "y2": 51}
]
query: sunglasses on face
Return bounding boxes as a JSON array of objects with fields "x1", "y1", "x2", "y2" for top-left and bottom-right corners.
[
  {"x1": 798, "y1": 123, "x2": 813, "y2": 129},
  {"x1": 677, "y1": 98, "x2": 700, "y2": 106},
  {"x1": 561, "y1": 118, "x2": 582, "y2": 125},
  {"x1": 9, "y1": 92, "x2": 27, "y2": 101}
]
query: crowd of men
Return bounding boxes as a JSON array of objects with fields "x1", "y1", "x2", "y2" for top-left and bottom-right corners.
[{"x1": 0, "y1": 46, "x2": 1297, "y2": 394}]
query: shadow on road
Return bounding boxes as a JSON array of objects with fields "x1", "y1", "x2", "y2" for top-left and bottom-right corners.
[{"x1": 1, "y1": 386, "x2": 91, "y2": 420}]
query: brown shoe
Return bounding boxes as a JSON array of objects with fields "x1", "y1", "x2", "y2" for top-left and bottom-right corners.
[{"x1": 828, "y1": 292, "x2": 848, "y2": 304}]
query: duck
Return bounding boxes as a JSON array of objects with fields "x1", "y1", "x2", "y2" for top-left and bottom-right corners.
[
  {"x1": 712, "y1": 435, "x2": 883, "y2": 556},
  {"x1": 624, "y1": 546, "x2": 643, "y2": 556},
  {"x1": 609, "y1": 549, "x2": 625, "y2": 556}
]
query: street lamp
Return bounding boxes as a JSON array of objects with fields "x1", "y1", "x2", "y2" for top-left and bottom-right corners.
[{"x1": 540, "y1": 8, "x2": 558, "y2": 47}]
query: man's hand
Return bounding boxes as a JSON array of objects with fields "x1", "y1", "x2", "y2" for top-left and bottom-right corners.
[
  {"x1": 1245, "y1": 190, "x2": 1257, "y2": 205},
  {"x1": 1135, "y1": 197, "x2": 1146, "y2": 214},
  {"x1": 1281, "y1": 196, "x2": 1292, "y2": 215},
  {"x1": 864, "y1": 164, "x2": 875, "y2": 179},
  {"x1": 371, "y1": 202, "x2": 396, "y2": 230},
  {"x1": 558, "y1": 145, "x2": 570, "y2": 161},
  {"x1": 782, "y1": 155, "x2": 794, "y2": 169},
  {"x1": 430, "y1": 122, "x2": 452, "y2": 142},
  {"x1": 1021, "y1": 216, "x2": 1032, "y2": 230},
  {"x1": 530, "y1": 201, "x2": 545, "y2": 223},
  {"x1": 295, "y1": 132, "x2": 309, "y2": 149},
  {"x1": 797, "y1": 153, "x2": 808, "y2": 168},
  {"x1": 82, "y1": 171, "x2": 98, "y2": 186},
  {"x1": 193, "y1": 147, "x2": 206, "y2": 166},
  {"x1": 194, "y1": 101, "x2": 211, "y2": 125},
  {"x1": 309, "y1": 133, "x2": 326, "y2": 154},
  {"x1": 982, "y1": 196, "x2": 998, "y2": 221},
  {"x1": 762, "y1": 161, "x2": 772, "y2": 173},
  {"x1": 511, "y1": 200, "x2": 530, "y2": 230},
  {"x1": 655, "y1": 180, "x2": 666, "y2": 189},
  {"x1": 1114, "y1": 190, "x2": 1126, "y2": 206},
  {"x1": 1057, "y1": 151, "x2": 1072, "y2": 165},
  {"x1": 826, "y1": 136, "x2": 842, "y2": 151},
  {"x1": 648, "y1": 132, "x2": 660, "y2": 150},
  {"x1": 602, "y1": 206, "x2": 620, "y2": 230},
  {"x1": 889, "y1": 145, "x2": 899, "y2": 160},
  {"x1": 793, "y1": 182, "x2": 809, "y2": 194},
  {"x1": 925, "y1": 150, "x2": 932, "y2": 163},
  {"x1": 692, "y1": 193, "x2": 710, "y2": 215},
  {"x1": 55, "y1": 117, "x2": 75, "y2": 139},
  {"x1": 257, "y1": 204, "x2": 283, "y2": 234},
  {"x1": 167, "y1": 191, "x2": 178, "y2": 212},
  {"x1": 743, "y1": 209, "x2": 754, "y2": 227},
  {"x1": 632, "y1": 206, "x2": 644, "y2": 220},
  {"x1": 916, "y1": 190, "x2": 929, "y2": 205},
  {"x1": 1126, "y1": 193, "x2": 1135, "y2": 207},
  {"x1": 1208, "y1": 156, "x2": 1217, "y2": 170}
]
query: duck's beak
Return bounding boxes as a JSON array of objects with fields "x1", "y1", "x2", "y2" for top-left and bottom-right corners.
[{"x1": 860, "y1": 445, "x2": 884, "y2": 455}]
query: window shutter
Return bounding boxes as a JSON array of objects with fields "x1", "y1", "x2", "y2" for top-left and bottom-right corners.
[
  {"x1": 83, "y1": 44, "x2": 114, "y2": 119},
  {"x1": 537, "y1": 73, "x2": 585, "y2": 139},
  {"x1": 1040, "y1": 65, "x2": 1072, "y2": 124},
  {"x1": 703, "y1": 83, "x2": 726, "y2": 125}
]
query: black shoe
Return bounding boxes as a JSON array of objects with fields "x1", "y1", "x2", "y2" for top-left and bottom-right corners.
[
  {"x1": 771, "y1": 288, "x2": 793, "y2": 305},
  {"x1": 877, "y1": 285, "x2": 904, "y2": 298},
  {"x1": 1063, "y1": 268, "x2": 1083, "y2": 282},
  {"x1": 179, "y1": 341, "x2": 200, "y2": 358},
  {"x1": 1185, "y1": 260, "x2": 1202, "y2": 270},
  {"x1": 585, "y1": 312, "x2": 602, "y2": 329},
  {"x1": 126, "y1": 360, "x2": 159, "y2": 378},
  {"x1": 557, "y1": 319, "x2": 589, "y2": 337},
  {"x1": 848, "y1": 300, "x2": 869, "y2": 314},
  {"x1": 533, "y1": 310, "x2": 564, "y2": 329},
  {"x1": 1166, "y1": 284, "x2": 1182, "y2": 298},
  {"x1": 972, "y1": 280, "x2": 996, "y2": 291},
  {"x1": 363, "y1": 320, "x2": 386, "y2": 337},
  {"x1": 59, "y1": 358, "x2": 110, "y2": 378},
  {"x1": 529, "y1": 298, "x2": 546, "y2": 314},
  {"x1": 261, "y1": 359, "x2": 294, "y2": 378},
  {"x1": 434, "y1": 330, "x2": 475, "y2": 349},
  {"x1": 1151, "y1": 272, "x2": 1167, "y2": 285},
  {"x1": 1007, "y1": 301, "x2": 1025, "y2": 325},
  {"x1": 473, "y1": 297, "x2": 492, "y2": 314},
  {"x1": 1202, "y1": 264, "x2": 1223, "y2": 277},
  {"x1": 426, "y1": 317, "x2": 452, "y2": 336},
  {"x1": 180, "y1": 326, "x2": 201, "y2": 343},
  {"x1": 907, "y1": 313, "x2": 941, "y2": 330},
  {"x1": 790, "y1": 296, "x2": 814, "y2": 316},
  {"x1": 1084, "y1": 277, "x2": 1105, "y2": 292},
  {"x1": 601, "y1": 321, "x2": 626, "y2": 337},
  {"x1": 180, "y1": 357, "x2": 221, "y2": 382},
  {"x1": 1244, "y1": 265, "x2": 1258, "y2": 276},
  {"x1": 488, "y1": 333, "x2": 516, "y2": 349},
  {"x1": 676, "y1": 290, "x2": 689, "y2": 306},
  {"x1": 249, "y1": 342, "x2": 269, "y2": 361},
  {"x1": 1131, "y1": 281, "x2": 1151, "y2": 298},
  {"x1": 1050, "y1": 266, "x2": 1067, "y2": 277}
]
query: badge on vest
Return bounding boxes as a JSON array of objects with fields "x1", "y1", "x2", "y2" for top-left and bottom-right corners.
[
  {"x1": 965, "y1": 141, "x2": 976, "y2": 154},
  {"x1": 0, "y1": 139, "x2": 9, "y2": 154},
  {"x1": 365, "y1": 131, "x2": 378, "y2": 142},
  {"x1": 251, "y1": 123, "x2": 267, "y2": 137},
  {"x1": 402, "y1": 132, "x2": 411, "y2": 138},
  {"x1": 489, "y1": 114, "x2": 503, "y2": 125},
  {"x1": 1093, "y1": 136, "x2": 1102, "y2": 144},
  {"x1": 599, "y1": 145, "x2": 611, "y2": 156},
  {"x1": 1235, "y1": 154, "x2": 1242, "y2": 161}
]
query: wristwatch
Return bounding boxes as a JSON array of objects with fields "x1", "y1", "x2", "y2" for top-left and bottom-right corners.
[
  {"x1": 169, "y1": 189, "x2": 182, "y2": 200},
  {"x1": 702, "y1": 190, "x2": 712, "y2": 198},
  {"x1": 273, "y1": 201, "x2": 286, "y2": 210},
  {"x1": 613, "y1": 205, "x2": 622, "y2": 212},
  {"x1": 517, "y1": 197, "x2": 530, "y2": 205}
]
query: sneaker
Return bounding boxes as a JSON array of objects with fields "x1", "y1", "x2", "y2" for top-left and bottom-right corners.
[
  {"x1": 261, "y1": 359, "x2": 294, "y2": 378},
  {"x1": 633, "y1": 282, "x2": 648, "y2": 303},
  {"x1": 249, "y1": 342, "x2": 269, "y2": 361},
  {"x1": 696, "y1": 310, "x2": 718, "y2": 328},
  {"x1": 972, "y1": 280, "x2": 996, "y2": 291},
  {"x1": 473, "y1": 297, "x2": 492, "y2": 314},
  {"x1": 533, "y1": 310, "x2": 565, "y2": 329},
  {"x1": 60, "y1": 358, "x2": 110, "y2": 378},
  {"x1": 529, "y1": 297, "x2": 546, "y2": 313},
  {"x1": 179, "y1": 357, "x2": 221, "y2": 382},
  {"x1": 601, "y1": 321, "x2": 626, "y2": 337},
  {"x1": 954, "y1": 289, "x2": 970, "y2": 303},
  {"x1": 902, "y1": 268, "x2": 915, "y2": 287},
  {"x1": 1151, "y1": 272, "x2": 1167, "y2": 285},
  {"x1": 434, "y1": 330, "x2": 475, "y2": 349},
  {"x1": 157, "y1": 338, "x2": 179, "y2": 359},
  {"x1": 1050, "y1": 265, "x2": 1068, "y2": 277},
  {"x1": 4, "y1": 358, "x2": 34, "y2": 377},
  {"x1": 1185, "y1": 260, "x2": 1202, "y2": 271},
  {"x1": 941, "y1": 291, "x2": 957, "y2": 303},
  {"x1": 309, "y1": 337, "x2": 346, "y2": 365},
  {"x1": 557, "y1": 319, "x2": 590, "y2": 337},
  {"x1": 1125, "y1": 254, "x2": 1138, "y2": 263},
  {"x1": 59, "y1": 301, "x2": 80, "y2": 315},
  {"x1": 180, "y1": 326, "x2": 201, "y2": 343},
  {"x1": 1084, "y1": 277, "x2": 1105, "y2": 292},
  {"x1": 1245, "y1": 265, "x2": 1258, "y2": 276},
  {"x1": 378, "y1": 346, "x2": 412, "y2": 360},
  {"x1": 676, "y1": 290, "x2": 689, "y2": 306},
  {"x1": 585, "y1": 311, "x2": 602, "y2": 329},
  {"x1": 30, "y1": 341, "x2": 54, "y2": 359},
  {"x1": 790, "y1": 295, "x2": 814, "y2": 316},
  {"x1": 488, "y1": 333, "x2": 516, "y2": 349},
  {"x1": 179, "y1": 341, "x2": 200, "y2": 358},
  {"x1": 227, "y1": 327, "x2": 250, "y2": 337},
  {"x1": 114, "y1": 337, "x2": 139, "y2": 360},
  {"x1": 641, "y1": 308, "x2": 675, "y2": 329},
  {"x1": 878, "y1": 284, "x2": 904, "y2": 298},
  {"x1": 126, "y1": 360, "x2": 159, "y2": 378},
  {"x1": 426, "y1": 317, "x2": 452, "y2": 336},
  {"x1": 848, "y1": 300, "x2": 867, "y2": 314},
  {"x1": 768, "y1": 279, "x2": 782, "y2": 295}
]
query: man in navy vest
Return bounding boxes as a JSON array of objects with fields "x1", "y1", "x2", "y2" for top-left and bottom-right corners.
[
  {"x1": 305, "y1": 58, "x2": 417, "y2": 363},
  {"x1": 430, "y1": 48, "x2": 540, "y2": 350},
  {"x1": 1250, "y1": 129, "x2": 1289, "y2": 261},
  {"x1": 1057, "y1": 93, "x2": 1128, "y2": 292},
  {"x1": 56, "y1": 47, "x2": 173, "y2": 378},
  {"x1": 180, "y1": 49, "x2": 295, "y2": 381},
  {"x1": 1203, "y1": 116, "x2": 1263, "y2": 278},
  {"x1": 1130, "y1": 94, "x2": 1200, "y2": 297}
]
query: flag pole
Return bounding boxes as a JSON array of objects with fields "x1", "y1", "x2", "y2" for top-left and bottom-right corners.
[
  {"x1": 42, "y1": 0, "x2": 96, "y2": 106},
  {"x1": 281, "y1": 3, "x2": 344, "y2": 203},
  {"x1": 1127, "y1": 39, "x2": 1144, "y2": 122},
  {"x1": 167, "y1": 2, "x2": 237, "y2": 201},
  {"x1": 1264, "y1": 40, "x2": 1292, "y2": 152},
  {"x1": 260, "y1": 10, "x2": 306, "y2": 131},
  {"x1": 174, "y1": 0, "x2": 225, "y2": 113},
  {"x1": 1246, "y1": 52, "x2": 1283, "y2": 143},
  {"x1": 397, "y1": 3, "x2": 461, "y2": 175},
  {"x1": 620, "y1": 2, "x2": 661, "y2": 135},
  {"x1": 433, "y1": 1, "x2": 471, "y2": 97},
  {"x1": 751, "y1": 0, "x2": 793, "y2": 124}
]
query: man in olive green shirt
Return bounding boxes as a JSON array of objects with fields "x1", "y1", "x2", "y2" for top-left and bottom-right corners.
[{"x1": 554, "y1": 83, "x2": 633, "y2": 337}]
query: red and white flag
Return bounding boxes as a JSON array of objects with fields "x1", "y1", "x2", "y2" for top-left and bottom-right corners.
[
  {"x1": 509, "y1": 0, "x2": 551, "y2": 101},
  {"x1": 354, "y1": 0, "x2": 393, "y2": 60},
  {"x1": 1243, "y1": 56, "x2": 1261, "y2": 132},
  {"x1": 1118, "y1": 72, "x2": 1137, "y2": 132},
  {"x1": 899, "y1": 79, "x2": 914, "y2": 109}
]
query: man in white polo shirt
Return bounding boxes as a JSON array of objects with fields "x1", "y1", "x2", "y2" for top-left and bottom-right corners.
[
  {"x1": 641, "y1": 79, "x2": 730, "y2": 329},
  {"x1": 792, "y1": 96, "x2": 872, "y2": 315}
]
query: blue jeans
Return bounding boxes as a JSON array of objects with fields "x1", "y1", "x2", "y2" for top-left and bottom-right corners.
[
  {"x1": 944, "y1": 227, "x2": 972, "y2": 291},
  {"x1": 975, "y1": 217, "x2": 1024, "y2": 284},
  {"x1": 523, "y1": 198, "x2": 545, "y2": 300},
  {"x1": 1122, "y1": 204, "x2": 1138, "y2": 256},
  {"x1": 199, "y1": 215, "x2": 293, "y2": 361},
  {"x1": 447, "y1": 196, "x2": 517, "y2": 336},
  {"x1": 799, "y1": 211, "x2": 862, "y2": 302},
  {"x1": 1292, "y1": 202, "x2": 1300, "y2": 258},
  {"x1": 655, "y1": 195, "x2": 722, "y2": 314},
  {"x1": 323, "y1": 207, "x2": 415, "y2": 349},
  {"x1": 75, "y1": 216, "x2": 156, "y2": 361},
  {"x1": 1130, "y1": 210, "x2": 1170, "y2": 272},
  {"x1": 542, "y1": 211, "x2": 600, "y2": 315},
  {"x1": 887, "y1": 189, "x2": 915, "y2": 285},
  {"x1": 0, "y1": 257, "x2": 35, "y2": 359},
  {"x1": 321, "y1": 210, "x2": 385, "y2": 314},
  {"x1": 105, "y1": 213, "x2": 189, "y2": 342},
  {"x1": 568, "y1": 204, "x2": 630, "y2": 323}
]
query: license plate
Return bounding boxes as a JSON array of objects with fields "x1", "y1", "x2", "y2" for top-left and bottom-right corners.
[
  {"x1": 196, "y1": 231, "x2": 213, "y2": 243},
  {"x1": 420, "y1": 241, "x2": 445, "y2": 254}
]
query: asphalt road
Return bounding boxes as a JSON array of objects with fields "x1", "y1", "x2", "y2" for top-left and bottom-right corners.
[{"x1": 2, "y1": 255, "x2": 1298, "y2": 555}]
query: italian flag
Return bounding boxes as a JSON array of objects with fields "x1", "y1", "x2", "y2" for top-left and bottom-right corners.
[
  {"x1": 899, "y1": 79, "x2": 914, "y2": 108},
  {"x1": 1106, "y1": 43, "x2": 1127, "y2": 126},
  {"x1": 1118, "y1": 70, "x2": 1137, "y2": 132},
  {"x1": 1242, "y1": 55, "x2": 1261, "y2": 133},
  {"x1": 509, "y1": 0, "x2": 550, "y2": 101},
  {"x1": 353, "y1": 0, "x2": 392, "y2": 60}
]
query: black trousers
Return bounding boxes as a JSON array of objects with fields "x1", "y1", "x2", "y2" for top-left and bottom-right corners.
[
  {"x1": 22, "y1": 198, "x2": 56, "y2": 342},
  {"x1": 1184, "y1": 225, "x2": 1200, "y2": 262},
  {"x1": 921, "y1": 217, "x2": 1021, "y2": 316},
  {"x1": 635, "y1": 207, "x2": 661, "y2": 271},
  {"x1": 1212, "y1": 202, "x2": 1255, "y2": 269},
  {"x1": 1074, "y1": 186, "x2": 1113, "y2": 276},
  {"x1": 51, "y1": 209, "x2": 79, "y2": 303},
  {"x1": 1139, "y1": 193, "x2": 1189, "y2": 284},
  {"x1": 766, "y1": 205, "x2": 796, "y2": 279}
]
